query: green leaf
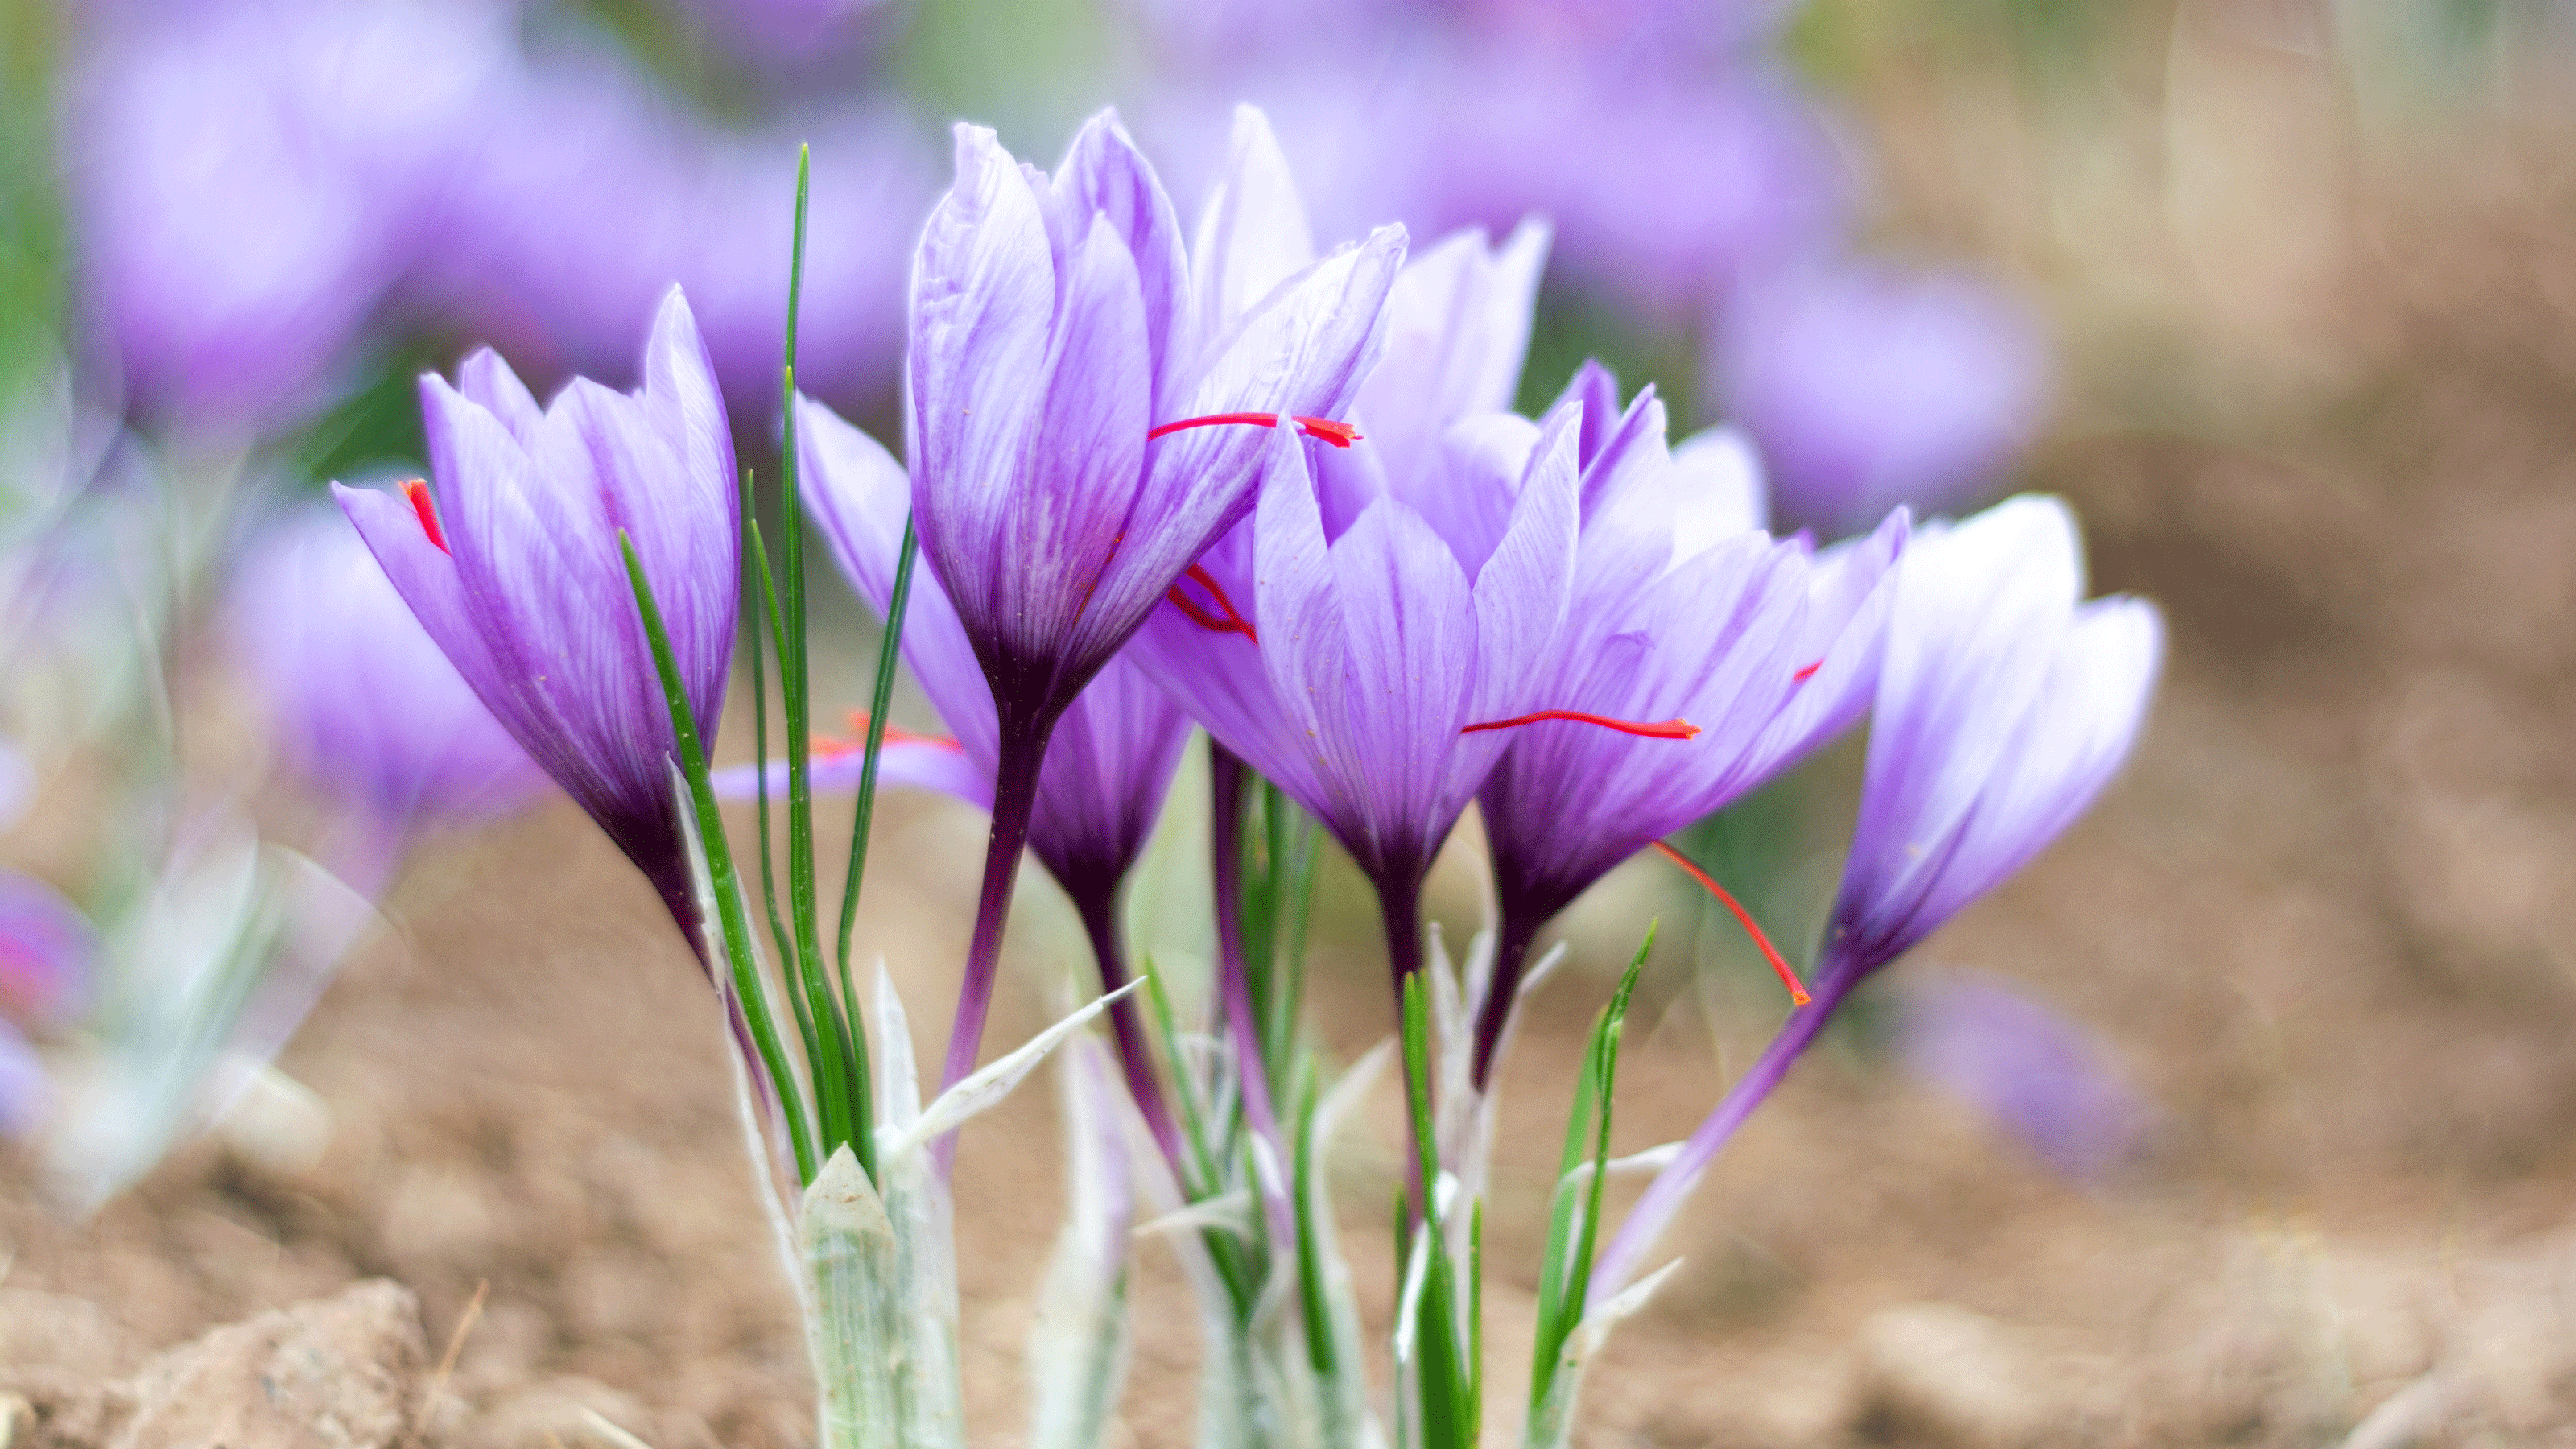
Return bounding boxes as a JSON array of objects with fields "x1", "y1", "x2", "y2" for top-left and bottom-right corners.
[
  {"x1": 832, "y1": 510, "x2": 919, "y2": 1180},
  {"x1": 1526, "y1": 922, "x2": 1654, "y2": 1423},
  {"x1": 621, "y1": 531, "x2": 815, "y2": 1181},
  {"x1": 774, "y1": 143, "x2": 865, "y2": 1170}
]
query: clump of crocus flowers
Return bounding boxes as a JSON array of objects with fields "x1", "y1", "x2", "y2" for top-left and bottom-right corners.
[{"x1": 336, "y1": 106, "x2": 2161, "y2": 1449}]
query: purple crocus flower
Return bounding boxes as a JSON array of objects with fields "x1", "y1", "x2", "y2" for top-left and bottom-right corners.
[
  {"x1": 1895, "y1": 974, "x2": 2153, "y2": 1181},
  {"x1": 335, "y1": 287, "x2": 738, "y2": 946},
  {"x1": 1134, "y1": 404, "x2": 1579, "y2": 993},
  {"x1": 736, "y1": 398, "x2": 1193, "y2": 1165},
  {"x1": 1126, "y1": 118, "x2": 1584, "y2": 1162},
  {"x1": 1714, "y1": 259, "x2": 2050, "y2": 540},
  {"x1": 0, "y1": 871, "x2": 97, "y2": 1030},
  {"x1": 1591, "y1": 494, "x2": 2162, "y2": 1304},
  {"x1": 902, "y1": 111, "x2": 1402, "y2": 1100},
  {"x1": 229, "y1": 507, "x2": 547, "y2": 892},
  {"x1": 69, "y1": 0, "x2": 502, "y2": 433},
  {"x1": 1472, "y1": 361, "x2": 1906, "y2": 1083}
]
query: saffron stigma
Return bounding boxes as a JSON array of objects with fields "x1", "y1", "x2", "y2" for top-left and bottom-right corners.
[
  {"x1": 1650, "y1": 840, "x2": 1812, "y2": 1006},
  {"x1": 402, "y1": 479, "x2": 448, "y2": 554},
  {"x1": 1459, "y1": 709, "x2": 1700, "y2": 740},
  {"x1": 814, "y1": 709, "x2": 965, "y2": 758},
  {"x1": 1146, "y1": 412, "x2": 1363, "y2": 448},
  {"x1": 1793, "y1": 662, "x2": 1821, "y2": 683},
  {"x1": 1166, "y1": 564, "x2": 1257, "y2": 641}
]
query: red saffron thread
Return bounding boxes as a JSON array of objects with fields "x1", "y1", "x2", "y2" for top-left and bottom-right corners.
[
  {"x1": 402, "y1": 479, "x2": 448, "y2": 554},
  {"x1": 1165, "y1": 564, "x2": 1258, "y2": 642},
  {"x1": 1459, "y1": 710, "x2": 1701, "y2": 741},
  {"x1": 1146, "y1": 413, "x2": 1362, "y2": 448},
  {"x1": 1792, "y1": 661, "x2": 1822, "y2": 683},
  {"x1": 1649, "y1": 840, "x2": 1812, "y2": 1007}
]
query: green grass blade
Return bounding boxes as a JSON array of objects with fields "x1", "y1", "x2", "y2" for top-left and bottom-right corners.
[
  {"x1": 1291, "y1": 1067, "x2": 1335, "y2": 1377},
  {"x1": 1529, "y1": 922, "x2": 1655, "y2": 1414},
  {"x1": 832, "y1": 513, "x2": 920, "y2": 1150},
  {"x1": 774, "y1": 142, "x2": 868, "y2": 1169},
  {"x1": 1398, "y1": 975, "x2": 1472, "y2": 1449},
  {"x1": 621, "y1": 531, "x2": 816, "y2": 1181},
  {"x1": 741, "y1": 478, "x2": 797, "y2": 977}
]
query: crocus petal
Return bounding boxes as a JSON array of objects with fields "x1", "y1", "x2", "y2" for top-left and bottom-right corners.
[
  {"x1": 1736, "y1": 507, "x2": 1908, "y2": 783},
  {"x1": 799, "y1": 397, "x2": 1001, "y2": 772},
  {"x1": 1057, "y1": 113, "x2": 1190, "y2": 410},
  {"x1": 341, "y1": 290, "x2": 737, "y2": 936},
  {"x1": 1356, "y1": 221, "x2": 1550, "y2": 488},
  {"x1": 1461, "y1": 404, "x2": 1579, "y2": 724},
  {"x1": 1670, "y1": 427, "x2": 1769, "y2": 559},
  {"x1": 1192, "y1": 105, "x2": 1321, "y2": 339},
  {"x1": 1311, "y1": 497, "x2": 1479, "y2": 879},
  {"x1": 233, "y1": 506, "x2": 546, "y2": 825},
  {"x1": 1066, "y1": 225, "x2": 1405, "y2": 674},
  {"x1": 1912, "y1": 597, "x2": 2163, "y2": 935},
  {"x1": 1829, "y1": 495, "x2": 2161, "y2": 968},
  {"x1": 798, "y1": 395, "x2": 1190, "y2": 894},
  {"x1": 1842, "y1": 498, "x2": 2083, "y2": 931},
  {"x1": 1027, "y1": 655, "x2": 1193, "y2": 890},
  {"x1": 990, "y1": 217, "x2": 1151, "y2": 683},
  {"x1": 910, "y1": 124, "x2": 1056, "y2": 640}
]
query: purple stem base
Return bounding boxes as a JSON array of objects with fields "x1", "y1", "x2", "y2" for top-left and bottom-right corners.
[{"x1": 931, "y1": 729, "x2": 1045, "y2": 1178}]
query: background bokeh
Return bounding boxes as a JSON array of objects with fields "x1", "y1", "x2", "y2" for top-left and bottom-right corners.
[{"x1": 6, "y1": 0, "x2": 2576, "y2": 1445}]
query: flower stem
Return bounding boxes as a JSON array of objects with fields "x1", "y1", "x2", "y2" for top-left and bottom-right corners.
[
  {"x1": 1209, "y1": 745, "x2": 1295, "y2": 1245},
  {"x1": 1071, "y1": 883, "x2": 1185, "y2": 1179},
  {"x1": 1376, "y1": 870, "x2": 1432, "y2": 1208},
  {"x1": 1472, "y1": 902, "x2": 1547, "y2": 1091},
  {"x1": 931, "y1": 724, "x2": 1046, "y2": 1176}
]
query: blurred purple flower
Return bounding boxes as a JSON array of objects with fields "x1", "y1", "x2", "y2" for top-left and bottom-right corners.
[
  {"x1": 902, "y1": 111, "x2": 1403, "y2": 1103},
  {"x1": 229, "y1": 506, "x2": 547, "y2": 883},
  {"x1": 419, "y1": 56, "x2": 928, "y2": 409},
  {"x1": 336, "y1": 289, "x2": 738, "y2": 944},
  {"x1": 667, "y1": 0, "x2": 888, "y2": 60},
  {"x1": 1137, "y1": 16, "x2": 1843, "y2": 315},
  {"x1": 69, "y1": 0, "x2": 502, "y2": 431},
  {"x1": 1715, "y1": 260, "x2": 2051, "y2": 539},
  {"x1": 68, "y1": 0, "x2": 926, "y2": 432},
  {"x1": 0, "y1": 871, "x2": 97, "y2": 1029},
  {"x1": 1896, "y1": 974, "x2": 2154, "y2": 1181},
  {"x1": 1594, "y1": 494, "x2": 2162, "y2": 1304},
  {"x1": 1472, "y1": 363, "x2": 1905, "y2": 1082},
  {"x1": 1361, "y1": 47, "x2": 1845, "y2": 312}
]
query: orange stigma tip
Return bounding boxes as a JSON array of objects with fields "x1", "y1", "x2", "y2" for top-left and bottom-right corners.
[
  {"x1": 402, "y1": 479, "x2": 448, "y2": 554},
  {"x1": 814, "y1": 710, "x2": 964, "y2": 759},
  {"x1": 1459, "y1": 710, "x2": 1700, "y2": 740},
  {"x1": 1792, "y1": 661, "x2": 1822, "y2": 683},
  {"x1": 1166, "y1": 563, "x2": 1258, "y2": 642},
  {"x1": 1146, "y1": 413, "x2": 1363, "y2": 448},
  {"x1": 1649, "y1": 840, "x2": 1813, "y2": 1007}
]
